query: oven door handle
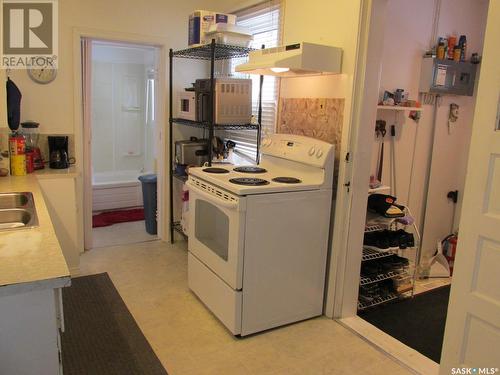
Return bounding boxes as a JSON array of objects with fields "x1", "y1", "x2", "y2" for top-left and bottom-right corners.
[{"x1": 186, "y1": 181, "x2": 239, "y2": 210}]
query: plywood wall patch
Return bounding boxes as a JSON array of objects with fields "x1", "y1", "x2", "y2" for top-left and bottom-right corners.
[
  {"x1": 278, "y1": 97, "x2": 345, "y2": 191},
  {"x1": 277, "y1": 98, "x2": 344, "y2": 146}
]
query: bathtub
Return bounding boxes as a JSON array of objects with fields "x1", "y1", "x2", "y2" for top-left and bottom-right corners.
[{"x1": 92, "y1": 170, "x2": 150, "y2": 212}]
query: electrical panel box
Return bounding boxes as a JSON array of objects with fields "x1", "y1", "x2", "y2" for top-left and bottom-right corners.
[{"x1": 419, "y1": 57, "x2": 477, "y2": 96}]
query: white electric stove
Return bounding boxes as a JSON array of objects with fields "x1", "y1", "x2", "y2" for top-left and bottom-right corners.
[{"x1": 186, "y1": 133, "x2": 335, "y2": 336}]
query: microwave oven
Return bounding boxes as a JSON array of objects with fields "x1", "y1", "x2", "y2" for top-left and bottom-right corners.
[
  {"x1": 178, "y1": 91, "x2": 197, "y2": 121},
  {"x1": 195, "y1": 78, "x2": 252, "y2": 125}
]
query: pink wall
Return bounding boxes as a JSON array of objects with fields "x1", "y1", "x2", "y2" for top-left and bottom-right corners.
[{"x1": 371, "y1": 0, "x2": 488, "y2": 260}]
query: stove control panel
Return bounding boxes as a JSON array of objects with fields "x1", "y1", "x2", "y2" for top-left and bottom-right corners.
[{"x1": 261, "y1": 133, "x2": 334, "y2": 168}]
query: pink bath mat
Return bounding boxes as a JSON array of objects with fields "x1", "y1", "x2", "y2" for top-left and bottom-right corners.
[{"x1": 92, "y1": 208, "x2": 145, "y2": 228}]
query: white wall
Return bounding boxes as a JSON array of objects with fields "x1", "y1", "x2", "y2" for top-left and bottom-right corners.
[
  {"x1": 372, "y1": 0, "x2": 488, "y2": 259},
  {"x1": 1, "y1": 0, "x2": 238, "y2": 247},
  {"x1": 3, "y1": 0, "x2": 235, "y2": 135},
  {"x1": 279, "y1": 0, "x2": 362, "y2": 194}
]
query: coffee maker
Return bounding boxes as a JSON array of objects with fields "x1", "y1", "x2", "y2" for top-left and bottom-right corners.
[{"x1": 48, "y1": 136, "x2": 70, "y2": 169}]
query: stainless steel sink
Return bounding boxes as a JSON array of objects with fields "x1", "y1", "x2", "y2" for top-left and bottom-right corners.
[
  {"x1": 0, "y1": 192, "x2": 30, "y2": 209},
  {"x1": 0, "y1": 192, "x2": 39, "y2": 231}
]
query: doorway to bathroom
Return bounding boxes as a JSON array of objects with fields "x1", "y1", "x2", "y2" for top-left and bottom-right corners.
[{"x1": 86, "y1": 40, "x2": 161, "y2": 248}]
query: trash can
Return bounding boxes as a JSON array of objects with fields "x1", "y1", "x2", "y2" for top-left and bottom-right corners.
[{"x1": 138, "y1": 174, "x2": 157, "y2": 235}]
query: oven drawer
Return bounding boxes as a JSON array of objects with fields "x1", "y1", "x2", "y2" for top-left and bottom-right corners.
[{"x1": 188, "y1": 253, "x2": 242, "y2": 335}]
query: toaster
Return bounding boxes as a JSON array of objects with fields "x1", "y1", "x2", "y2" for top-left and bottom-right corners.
[{"x1": 175, "y1": 139, "x2": 209, "y2": 166}]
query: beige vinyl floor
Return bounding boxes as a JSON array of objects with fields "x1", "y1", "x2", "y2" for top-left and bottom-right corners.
[
  {"x1": 79, "y1": 240, "x2": 411, "y2": 375},
  {"x1": 92, "y1": 220, "x2": 158, "y2": 248}
]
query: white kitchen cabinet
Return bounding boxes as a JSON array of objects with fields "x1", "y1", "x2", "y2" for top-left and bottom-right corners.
[
  {"x1": 0, "y1": 287, "x2": 64, "y2": 375},
  {"x1": 38, "y1": 177, "x2": 80, "y2": 274}
]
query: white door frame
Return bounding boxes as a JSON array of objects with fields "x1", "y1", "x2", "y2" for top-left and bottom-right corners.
[
  {"x1": 72, "y1": 28, "x2": 170, "y2": 250},
  {"x1": 325, "y1": 2, "x2": 442, "y2": 372},
  {"x1": 324, "y1": 0, "x2": 388, "y2": 318}
]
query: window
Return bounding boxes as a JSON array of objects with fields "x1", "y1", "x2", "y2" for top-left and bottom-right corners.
[{"x1": 219, "y1": 1, "x2": 282, "y2": 160}]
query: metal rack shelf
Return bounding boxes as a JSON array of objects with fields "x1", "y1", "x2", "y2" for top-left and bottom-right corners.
[
  {"x1": 360, "y1": 271, "x2": 399, "y2": 286},
  {"x1": 173, "y1": 43, "x2": 254, "y2": 60},
  {"x1": 358, "y1": 292, "x2": 399, "y2": 311},
  {"x1": 365, "y1": 224, "x2": 385, "y2": 233},
  {"x1": 172, "y1": 118, "x2": 259, "y2": 130},
  {"x1": 169, "y1": 39, "x2": 264, "y2": 243},
  {"x1": 362, "y1": 247, "x2": 397, "y2": 261},
  {"x1": 368, "y1": 185, "x2": 391, "y2": 194},
  {"x1": 173, "y1": 172, "x2": 188, "y2": 182},
  {"x1": 365, "y1": 211, "x2": 397, "y2": 230},
  {"x1": 172, "y1": 221, "x2": 187, "y2": 238},
  {"x1": 377, "y1": 105, "x2": 423, "y2": 112}
]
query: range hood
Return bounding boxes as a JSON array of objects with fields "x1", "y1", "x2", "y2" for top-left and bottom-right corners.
[{"x1": 235, "y1": 42, "x2": 342, "y2": 77}]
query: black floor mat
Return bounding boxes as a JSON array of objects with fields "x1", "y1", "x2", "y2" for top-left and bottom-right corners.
[
  {"x1": 61, "y1": 273, "x2": 168, "y2": 375},
  {"x1": 359, "y1": 285, "x2": 451, "y2": 363}
]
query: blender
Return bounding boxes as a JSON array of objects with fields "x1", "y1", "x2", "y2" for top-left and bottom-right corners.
[{"x1": 21, "y1": 121, "x2": 44, "y2": 170}]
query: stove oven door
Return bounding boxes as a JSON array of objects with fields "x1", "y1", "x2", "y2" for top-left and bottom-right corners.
[{"x1": 186, "y1": 179, "x2": 246, "y2": 290}]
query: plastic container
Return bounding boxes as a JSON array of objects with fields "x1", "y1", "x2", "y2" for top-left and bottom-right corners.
[
  {"x1": 205, "y1": 23, "x2": 253, "y2": 47},
  {"x1": 10, "y1": 155, "x2": 26, "y2": 176},
  {"x1": 188, "y1": 11, "x2": 236, "y2": 46},
  {"x1": 138, "y1": 174, "x2": 158, "y2": 235}
]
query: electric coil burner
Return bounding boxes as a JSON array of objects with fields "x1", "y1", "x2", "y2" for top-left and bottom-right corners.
[
  {"x1": 233, "y1": 166, "x2": 268, "y2": 174},
  {"x1": 202, "y1": 167, "x2": 229, "y2": 174},
  {"x1": 229, "y1": 177, "x2": 270, "y2": 186},
  {"x1": 272, "y1": 177, "x2": 302, "y2": 184}
]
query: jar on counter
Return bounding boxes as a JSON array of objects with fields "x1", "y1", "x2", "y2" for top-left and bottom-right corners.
[{"x1": 9, "y1": 133, "x2": 26, "y2": 176}]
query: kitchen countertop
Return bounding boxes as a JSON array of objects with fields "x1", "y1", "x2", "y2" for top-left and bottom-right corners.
[
  {"x1": 0, "y1": 173, "x2": 72, "y2": 297},
  {"x1": 35, "y1": 166, "x2": 80, "y2": 179}
]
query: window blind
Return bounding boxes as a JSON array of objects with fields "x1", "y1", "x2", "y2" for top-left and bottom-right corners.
[{"x1": 220, "y1": 1, "x2": 282, "y2": 160}]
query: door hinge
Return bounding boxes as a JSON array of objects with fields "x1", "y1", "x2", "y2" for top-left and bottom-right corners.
[
  {"x1": 345, "y1": 152, "x2": 350, "y2": 162},
  {"x1": 344, "y1": 181, "x2": 351, "y2": 192}
]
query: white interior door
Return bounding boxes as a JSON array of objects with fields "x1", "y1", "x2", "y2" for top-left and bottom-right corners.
[{"x1": 440, "y1": 2, "x2": 500, "y2": 373}]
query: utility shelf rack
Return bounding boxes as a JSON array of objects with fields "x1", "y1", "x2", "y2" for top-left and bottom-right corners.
[
  {"x1": 360, "y1": 270, "x2": 399, "y2": 286},
  {"x1": 169, "y1": 40, "x2": 263, "y2": 242},
  {"x1": 358, "y1": 204, "x2": 421, "y2": 311},
  {"x1": 376, "y1": 105, "x2": 424, "y2": 112},
  {"x1": 171, "y1": 118, "x2": 259, "y2": 130}
]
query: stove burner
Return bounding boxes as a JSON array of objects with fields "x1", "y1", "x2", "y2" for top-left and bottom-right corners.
[
  {"x1": 203, "y1": 167, "x2": 230, "y2": 174},
  {"x1": 229, "y1": 177, "x2": 270, "y2": 186},
  {"x1": 272, "y1": 177, "x2": 302, "y2": 184},
  {"x1": 233, "y1": 166, "x2": 268, "y2": 174}
]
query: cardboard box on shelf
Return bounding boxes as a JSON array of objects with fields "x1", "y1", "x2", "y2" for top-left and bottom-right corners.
[{"x1": 188, "y1": 10, "x2": 236, "y2": 47}]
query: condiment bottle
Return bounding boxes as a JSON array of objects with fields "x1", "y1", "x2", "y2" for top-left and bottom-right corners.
[
  {"x1": 437, "y1": 42, "x2": 445, "y2": 59},
  {"x1": 458, "y1": 35, "x2": 467, "y2": 61},
  {"x1": 448, "y1": 36, "x2": 457, "y2": 59}
]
